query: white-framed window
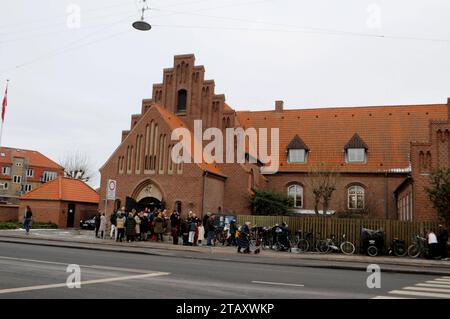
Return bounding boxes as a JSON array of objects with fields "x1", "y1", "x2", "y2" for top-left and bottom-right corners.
[
  {"x1": 2, "y1": 167, "x2": 11, "y2": 175},
  {"x1": 21, "y1": 184, "x2": 32, "y2": 192},
  {"x1": 0, "y1": 182, "x2": 8, "y2": 190},
  {"x1": 26, "y1": 169, "x2": 34, "y2": 177},
  {"x1": 347, "y1": 148, "x2": 366, "y2": 163},
  {"x1": 13, "y1": 175, "x2": 22, "y2": 184},
  {"x1": 288, "y1": 149, "x2": 306, "y2": 163},
  {"x1": 42, "y1": 171, "x2": 57, "y2": 182},
  {"x1": 348, "y1": 185, "x2": 365, "y2": 209},
  {"x1": 288, "y1": 184, "x2": 303, "y2": 208}
]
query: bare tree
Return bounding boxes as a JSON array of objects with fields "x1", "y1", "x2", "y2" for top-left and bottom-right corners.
[
  {"x1": 59, "y1": 151, "x2": 94, "y2": 182},
  {"x1": 306, "y1": 162, "x2": 340, "y2": 215}
]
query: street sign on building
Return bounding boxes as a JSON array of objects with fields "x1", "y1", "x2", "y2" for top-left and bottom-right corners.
[{"x1": 106, "y1": 179, "x2": 116, "y2": 200}]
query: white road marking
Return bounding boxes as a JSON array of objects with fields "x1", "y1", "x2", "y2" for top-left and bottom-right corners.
[
  {"x1": 0, "y1": 272, "x2": 170, "y2": 295},
  {"x1": 425, "y1": 280, "x2": 450, "y2": 285},
  {"x1": 389, "y1": 290, "x2": 450, "y2": 299},
  {"x1": 416, "y1": 283, "x2": 450, "y2": 288},
  {"x1": 251, "y1": 281, "x2": 304, "y2": 287},
  {"x1": 432, "y1": 278, "x2": 450, "y2": 283},
  {"x1": 404, "y1": 286, "x2": 450, "y2": 293},
  {"x1": 372, "y1": 296, "x2": 413, "y2": 299}
]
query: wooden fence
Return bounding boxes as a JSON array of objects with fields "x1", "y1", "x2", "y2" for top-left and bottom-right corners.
[{"x1": 236, "y1": 215, "x2": 439, "y2": 251}]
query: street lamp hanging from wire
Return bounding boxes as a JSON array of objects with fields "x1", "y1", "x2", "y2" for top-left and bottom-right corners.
[{"x1": 132, "y1": 0, "x2": 151, "y2": 31}]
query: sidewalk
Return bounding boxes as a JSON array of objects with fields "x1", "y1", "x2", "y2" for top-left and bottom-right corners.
[{"x1": 1, "y1": 228, "x2": 450, "y2": 275}]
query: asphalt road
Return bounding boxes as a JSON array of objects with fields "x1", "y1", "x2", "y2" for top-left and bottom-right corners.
[{"x1": 0, "y1": 242, "x2": 448, "y2": 299}]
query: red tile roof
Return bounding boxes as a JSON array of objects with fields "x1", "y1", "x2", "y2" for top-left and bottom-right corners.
[
  {"x1": 153, "y1": 104, "x2": 226, "y2": 178},
  {"x1": 21, "y1": 177, "x2": 99, "y2": 204},
  {"x1": 0, "y1": 147, "x2": 63, "y2": 170},
  {"x1": 236, "y1": 103, "x2": 449, "y2": 173}
]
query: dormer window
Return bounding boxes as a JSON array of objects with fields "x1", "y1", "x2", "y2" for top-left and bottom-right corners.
[
  {"x1": 345, "y1": 133, "x2": 368, "y2": 163},
  {"x1": 287, "y1": 135, "x2": 309, "y2": 163},
  {"x1": 347, "y1": 148, "x2": 366, "y2": 163}
]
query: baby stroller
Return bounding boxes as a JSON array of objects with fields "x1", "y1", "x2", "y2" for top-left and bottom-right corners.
[
  {"x1": 249, "y1": 232, "x2": 261, "y2": 254},
  {"x1": 360, "y1": 228, "x2": 385, "y2": 256}
]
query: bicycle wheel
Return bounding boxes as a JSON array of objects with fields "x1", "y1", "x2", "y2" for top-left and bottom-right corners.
[
  {"x1": 367, "y1": 245, "x2": 378, "y2": 257},
  {"x1": 317, "y1": 240, "x2": 330, "y2": 253},
  {"x1": 407, "y1": 244, "x2": 420, "y2": 258},
  {"x1": 297, "y1": 239, "x2": 309, "y2": 252},
  {"x1": 340, "y1": 241, "x2": 355, "y2": 255},
  {"x1": 394, "y1": 243, "x2": 407, "y2": 257}
]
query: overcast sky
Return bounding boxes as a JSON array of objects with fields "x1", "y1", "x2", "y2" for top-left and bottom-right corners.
[{"x1": 0, "y1": 0, "x2": 449, "y2": 188}]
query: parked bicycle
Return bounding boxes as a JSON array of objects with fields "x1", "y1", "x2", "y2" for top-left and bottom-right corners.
[
  {"x1": 387, "y1": 237, "x2": 407, "y2": 257},
  {"x1": 408, "y1": 234, "x2": 428, "y2": 258},
  {"x1": 297, "y1": 231, "x2": 327, "y2": 253},
  {"x1": 321, "y1": 234, "x2": 356, "y2": 255}
]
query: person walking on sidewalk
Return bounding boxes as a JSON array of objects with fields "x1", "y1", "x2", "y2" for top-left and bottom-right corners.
[
  {"x1": 94, "y1": 211, "x2": 101, "y2": 238},
  {"x1": 23, "y1": 206, "x2": 33, "y2": 235},
  {"x1": 437, "y1": 224, "x2": 449, "y2": 260},
  {"x1": 126, "y1": 212, "x2": 136, "y2": 242},
  {"x1": 202, "y1": 212, "x2": 211, "y2": 240},
  {"x1": 227, "y1": 219, "x2": 237, "y2": 246},
  {"x1": 237, "y1": 221, "x2": 251, "y2": 253},
  {"x1": 110, "y1": 209, "x2": 118, "y2": 240},
  {"x1": 99, "y1": 213, "x2": 106, "y2": 239},
  {"x1": 116, "y1": 212, "x2": 126, "y2": 242}
]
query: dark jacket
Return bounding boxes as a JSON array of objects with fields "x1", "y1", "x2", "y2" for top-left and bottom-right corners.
[
  {"x1": 237, "y1": 224, "x2": 250, "y2": 248},
  {"x1": 24, "y1": 210, "x2": 33, "y2": 220},
  {"x1": 437, "y1": 228, "x2": 449, "y2": 243},
  {"x1": 140, "y1": 216, "x2": 149, "y2": 233},
  {"x1": 126, "y1": 216, "x2": 136, "y2": 236},
  {"x1": 188, "y1": 219, "x2": 197, "y2": 232},
  {"x1": 202, "y1": 215, "x2": 209, "y2": 227},
  {"x1": 94, "y1": 214, "x2": 101, "y2": 227},
  {"x1": 206, "y1": 218, "x2": 215, "y2": 232},
  {"x1": 110, "y1": 212, "x2": 117, "y2": 226},
  {"x1": 170, "y1": 213, "x2": 181, "y2": 227}
]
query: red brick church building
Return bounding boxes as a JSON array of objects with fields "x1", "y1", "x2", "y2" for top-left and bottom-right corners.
[{"x1": 99, "y1": 54, "x2": 450, "y2": 221}]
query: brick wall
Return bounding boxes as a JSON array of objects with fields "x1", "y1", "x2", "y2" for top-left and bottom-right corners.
[{"x1": 0, "y1": 204, "x2": 19, "y2": 222}]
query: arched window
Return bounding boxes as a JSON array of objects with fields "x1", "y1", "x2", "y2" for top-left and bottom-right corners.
[
  {"x1": 348, "y1": 185, "x2": 365, "y2": 209},
  {"x1": 177, "y1": 89, "x2": 187, "y2": 113},
  {"x1": 287, "y1": 184, "x2": 303, "y2": 208}
]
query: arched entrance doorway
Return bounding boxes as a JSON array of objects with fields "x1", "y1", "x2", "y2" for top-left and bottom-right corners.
[
  {"x1": 131, "y1": 180, "x2": 164, "y2": 212},
  {"x1": 138, "y1": 196, "x2": 162, "y2": 212}
]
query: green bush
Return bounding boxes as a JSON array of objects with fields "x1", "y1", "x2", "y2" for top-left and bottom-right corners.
[
  {"x1": 247, "y1": 188, "x2": 292, "y2": 216},
  {"x1": 0, "y1": 221, "x2": 58, "y2": 230}
]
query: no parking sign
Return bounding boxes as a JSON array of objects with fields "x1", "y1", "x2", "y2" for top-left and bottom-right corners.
[{"x1": 106, "y1": 179, "x2": 116, "y2": 200}]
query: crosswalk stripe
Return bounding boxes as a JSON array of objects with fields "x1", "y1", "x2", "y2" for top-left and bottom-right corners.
[
  {"x1": 433, "y1": 278, "x2": 450, "y2": 282},
  {"x1": 425, "y1": 280, "x2": 450, "y2": 285},
  {"x1": 389, "y1": 290, "x2": 450, "y2": 299},
  {"x1": 416, "y1": 283, "x2": 450, "y2": 289},
  {"x1": 442, "y1": 276, "x2": 450, "y2": 279},
  {"x1": 404, "y1": 286, "x2": 450, "y2": 294}
]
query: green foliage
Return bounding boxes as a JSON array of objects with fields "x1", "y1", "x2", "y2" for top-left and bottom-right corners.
[
  {"x1": 247, "y1": 188, "x2": 292, "y2": 216},
  {"x1": 425, "y1": 168, "x2": 450, "y2": 225}
]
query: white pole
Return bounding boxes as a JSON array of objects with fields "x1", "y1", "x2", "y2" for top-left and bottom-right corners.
[{"x1": 105, "y1": 179, "x2": 109, "y2": 238}]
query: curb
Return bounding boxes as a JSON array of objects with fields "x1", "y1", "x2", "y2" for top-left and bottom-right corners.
[{"x1": 1, "y1": 237, "x2": 450, "y2": 276}]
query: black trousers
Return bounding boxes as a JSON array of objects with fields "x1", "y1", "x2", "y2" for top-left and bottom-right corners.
[{"x1": 439, "y1": 241, "x2": 448, "y2": 258}]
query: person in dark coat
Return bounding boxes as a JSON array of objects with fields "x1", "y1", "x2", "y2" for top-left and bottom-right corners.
[
  {"x1": 227, "y1": 220, "x2": 237, "y2": 246},
  {"x1": 237, "y1": 222, "x2": 251, "y2": 253},
  {"x1": 202, "y1": 212, "x2": 211, "y2": 239},
  {"x1": 170, "y1": 210, "x2": 181, "y2": 245},
  {"x1": 181, "y1": 218, "x2": 189, "y2": 245},
  {"x1": 206, "y1": 215, "x2": 216, "y2": 246},
  {"x1": 125, "y1": 212, "x2": 136, "y2": 242},
  {"x1": 140, "y1": 212, "x2": 149, "y2": 241},
  {"x1": 153, "y1": 213, "x2": 165, "y2": 242},
  {"x1": 23, "y1": 206, "x2": 33, "y2": 234},
  {"x1": 94, "y1": 211, "x2": 101, "y2": 238},
  {"x1": 437, "y1": 224, "x2": 449, "y2": 260}
]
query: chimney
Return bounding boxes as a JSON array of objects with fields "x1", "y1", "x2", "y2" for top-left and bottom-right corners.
[{"x1": 275, "y1": 100, "x2": 284, "y2": 112}]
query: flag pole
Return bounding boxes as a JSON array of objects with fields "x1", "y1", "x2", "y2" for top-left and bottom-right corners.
[{"x1": 0, "y1": 79, "x2": 9, "y2": 149}]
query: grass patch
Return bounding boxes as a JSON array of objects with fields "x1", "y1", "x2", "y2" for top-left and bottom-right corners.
[{"x1": 0, "y1": 221, "x2": 58, "y2": 230}]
